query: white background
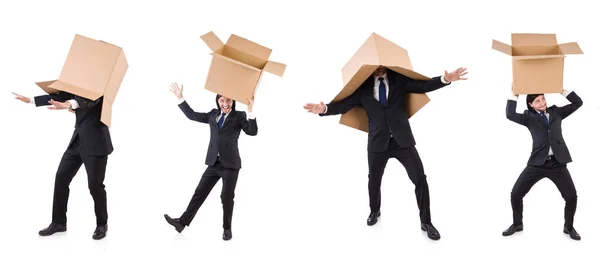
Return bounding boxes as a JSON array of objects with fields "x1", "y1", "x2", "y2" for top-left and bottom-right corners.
[{"x1": 0, "y1": 0, "x2": 598, "y2": 272}]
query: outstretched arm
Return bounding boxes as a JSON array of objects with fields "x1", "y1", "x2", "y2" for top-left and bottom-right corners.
[
  {"x1": 403, "y1": 75, "x2": 450, "y2": 94},
  {"x1": 13, "y1": 91, "x2": 81, "y2": 110},
  {"x1": 404, "y1": 67, "x2": 467, "y2": 93},
  {"x1": 33, "y1": 92, "x2": 75, "y2": 106},
  {"x1": 304, "y1": 89, "x2": 362, "y2": 116},
  {"x1": 170, "y1": 82, "x2": 211, "y2": 123},
  {"x1": 178, "y1": 99, "x2": 211, "y2": 123}
]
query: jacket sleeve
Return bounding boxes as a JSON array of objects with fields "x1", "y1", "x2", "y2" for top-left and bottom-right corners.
[
  {"x1": 178, "y1": 100, "x2": 211, "y2": 123},
  {"x1": 239, "y1": 112, "x2": 257, "y2": 136},
  {"x1": 557, "y1": 91, "x2": 583, "y2": 119},
  {"x1": 506, "y1": 99, "x2": 528, "y2": 126},
  {"x1": 33, "y1": 92, "x2": 75, "y2": 107}
]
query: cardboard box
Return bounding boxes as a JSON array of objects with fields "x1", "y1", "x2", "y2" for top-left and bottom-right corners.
[
  {"x1": 331, "y1": 32, "x2": 431, "y2": 133},
  {"x1": 35, "y1": 34, "x2": 128, "y2": 127},
  {"x1": 492, "y1": 33, "x2": 583, "y2": 95},
  {"x1": 200, "y1": 31, "x2": 286, "y2": 104}
]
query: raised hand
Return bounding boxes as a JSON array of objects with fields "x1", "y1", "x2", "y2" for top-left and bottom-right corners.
[
  {"x1": 248, "y1": 94, "x2": 255, "y2": 113},
  {"x1": 511, "y1": 82, "x2": 516, "y2": 96},
  {"x1": 303, "y1": 102, "x2": 326, "y2": 114},
  {"x1": 12, "y1": 92, "x2": 31, "y2": 104},
  {"x1": 443, "y1": 67, "x2": 468, "y2": 82},
  {"x1": 170, "y1": 82, "x2": 183, "y2": 99}
]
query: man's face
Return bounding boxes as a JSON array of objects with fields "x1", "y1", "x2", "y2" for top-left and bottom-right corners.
[
  {"x1": 218, "y1": 96, "x2": 233, "y2": 113},
  {"x1": 529, "y1": 95, "x2": 547, "y2": 112},
  {"x1": 374, "y1": 66, "x2": 387, "y2": 77}
]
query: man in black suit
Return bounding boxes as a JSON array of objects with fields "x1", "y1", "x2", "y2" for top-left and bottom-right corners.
[
  {"x1": 503, "y1": 85, "x2": 583, "y2": 240},
  {"x1": 164, "y1": 82, "x2": 257, "y2": 241},
  {"x1": 304, "y1": 66, "x2": 467, "y2": 240},
  {"x1": 13, "y1": 91, "x2": 112, "y2": 240}
]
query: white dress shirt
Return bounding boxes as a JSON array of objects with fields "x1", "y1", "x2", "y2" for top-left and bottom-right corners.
[{"x1": 508, "y1": 89, "x2": 573, "y2": 156}]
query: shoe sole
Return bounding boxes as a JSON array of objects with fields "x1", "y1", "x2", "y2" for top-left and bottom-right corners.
[
  {"x1": 92, "y1": 234, "x2": 106, "y2": 240},
  {"x1": 164, "y1": 215, "x2": 184, "y2": 233},
  {"x1": 502, "y1": 227, "x2": 523, "y2": 236},
  {"x1": 421, "y1": 227, "x2": 441, "y2": 240},
  {"x1": 39, "y1": 229, "x2": 66, "y2": 236},
  {"x1": 366, "y1": 213, "x2": 381, "y2": 226},
  {"x1": 563, "y1": 230, "x2": 581, "y2": 240}
]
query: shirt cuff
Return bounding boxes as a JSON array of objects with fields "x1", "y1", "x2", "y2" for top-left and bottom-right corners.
[
  {"x1": 509, "y1": 95, "x2": 518, "y2": 101},
  {"x1": 30, "y1": 97, "x2": 35, "y2": 105},
  {"x1": 562, "y1": 89, "x2": 572, "y2": 97},
  {"x1": 440, "y1": 74, "x2": 450, "y2": 84},
  {"x1": 247, "y1": 112, "x2": 255, "y2": 119},
  {"x1": 177, "y1": 97, "x2": 185, "y2": 104},
  {"x1": 323, "y1": 105, "x2": 328, "y2": 114},
  {"x1": 68, "y1": 99, "x2": 79, "y2": 110}
]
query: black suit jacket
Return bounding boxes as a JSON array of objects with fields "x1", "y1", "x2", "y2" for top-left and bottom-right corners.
[
  {"x1": 506, "y1": 92, "x2": 583, "y2": 166},
  {"x1": 179, "y1": 101, "x2": 257, "y2": 169},
  {"x1": 320, "y1": 71, "x2": 449, "y2": 152},
  {"x1": 34, "y1": 92, "x2": 113, "y2": 156}
]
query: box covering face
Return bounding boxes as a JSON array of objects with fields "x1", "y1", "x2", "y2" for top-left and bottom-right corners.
[{"x1": 36, "y1": 34, "x2": 129, "y2": 127}]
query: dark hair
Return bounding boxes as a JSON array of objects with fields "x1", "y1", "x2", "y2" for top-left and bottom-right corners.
[
  {"x1": 526, "y1": 94, "x2": 543, "y2": 112},
  {"x1": 215, "y1": 94, "x2": 236, "y2": 111}
]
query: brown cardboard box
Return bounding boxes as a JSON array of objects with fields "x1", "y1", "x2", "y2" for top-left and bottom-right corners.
[
  {"x1": 331, "y1": 32, "x2": 431, "y2": 133},
  {"x1": 35, "y1": 34, "x2": 128, "y2": 127},
  {"x1": 200, "y1": 31, "x2": 286, "y2": 104},
  {"x1": 492, "y1": 33, "x2": 583, "y2": 95}
]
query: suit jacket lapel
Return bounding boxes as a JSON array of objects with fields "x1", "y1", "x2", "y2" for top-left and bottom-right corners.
[
  {"x1": 548, "y1": 107, "x2": 557, "y2": 126},
  {"x1": 210, "y1": 110, "x2": 220, "y2": 129},
  {"x1": 386, "y1": 73, "x2": 401, "y2": 104}
]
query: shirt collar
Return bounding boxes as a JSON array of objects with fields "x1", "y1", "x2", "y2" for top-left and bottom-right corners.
[{"x1": 374, "y1": 73, "x2": 387, "y2": 82}]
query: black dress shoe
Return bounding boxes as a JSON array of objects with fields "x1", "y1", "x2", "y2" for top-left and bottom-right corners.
[
  {"x1": 222, "y1": 229, "x2": 232, "y2": 241},
  {"x1": 93, "y1": 225, "x2": 107, "y2": 240},
  {"x1": 164, "y1": 214, "x2": 185, "y2": 233},
  {"x1": 502, "y1": 223, "x2": 523, "y2": 236},
  {"x1": 563, "y1": 227, "x2": 581, "y2": 240},
  {"x1": 421, "y1": 223, "x2": 440, "y2": 240},
  {"x1": 39, "y1": 223, "x2": 66, "y2": 236},
  {"x1": 367, "y1": 211, "x2": 380, "y2": 226}
]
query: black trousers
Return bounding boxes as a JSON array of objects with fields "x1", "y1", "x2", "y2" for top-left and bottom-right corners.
[
  {"x1": 52, "y1": 135, "x2": 109, "y2": 226},
  {"x1": 368, "y1": 137, "x2": 431, "y2": 224},
  {"x1": 510, "y1": 155, "x2": 578, "y2": 228},
  {"x1": 179, "y1": 160, "x2": 240, "y2": 230}
]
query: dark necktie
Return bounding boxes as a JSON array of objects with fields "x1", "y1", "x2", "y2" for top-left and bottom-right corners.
[
  {"x1": 217, "y1": 113, "x2": 226, "y2": 129},
  {"x1": 378, "y1": 77, "x2": 387, "y2": 106},
  {"x1": 540, "y1": 111, "x2": 549, "y2": 127}
]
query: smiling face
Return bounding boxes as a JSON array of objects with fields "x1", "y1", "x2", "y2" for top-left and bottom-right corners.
[
  {"x1": 528, "y1": 94, "x2": 547, "y2": 112},
  {"x1": 218, "y1": 96, "x2": 233, "y2": 114}
]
